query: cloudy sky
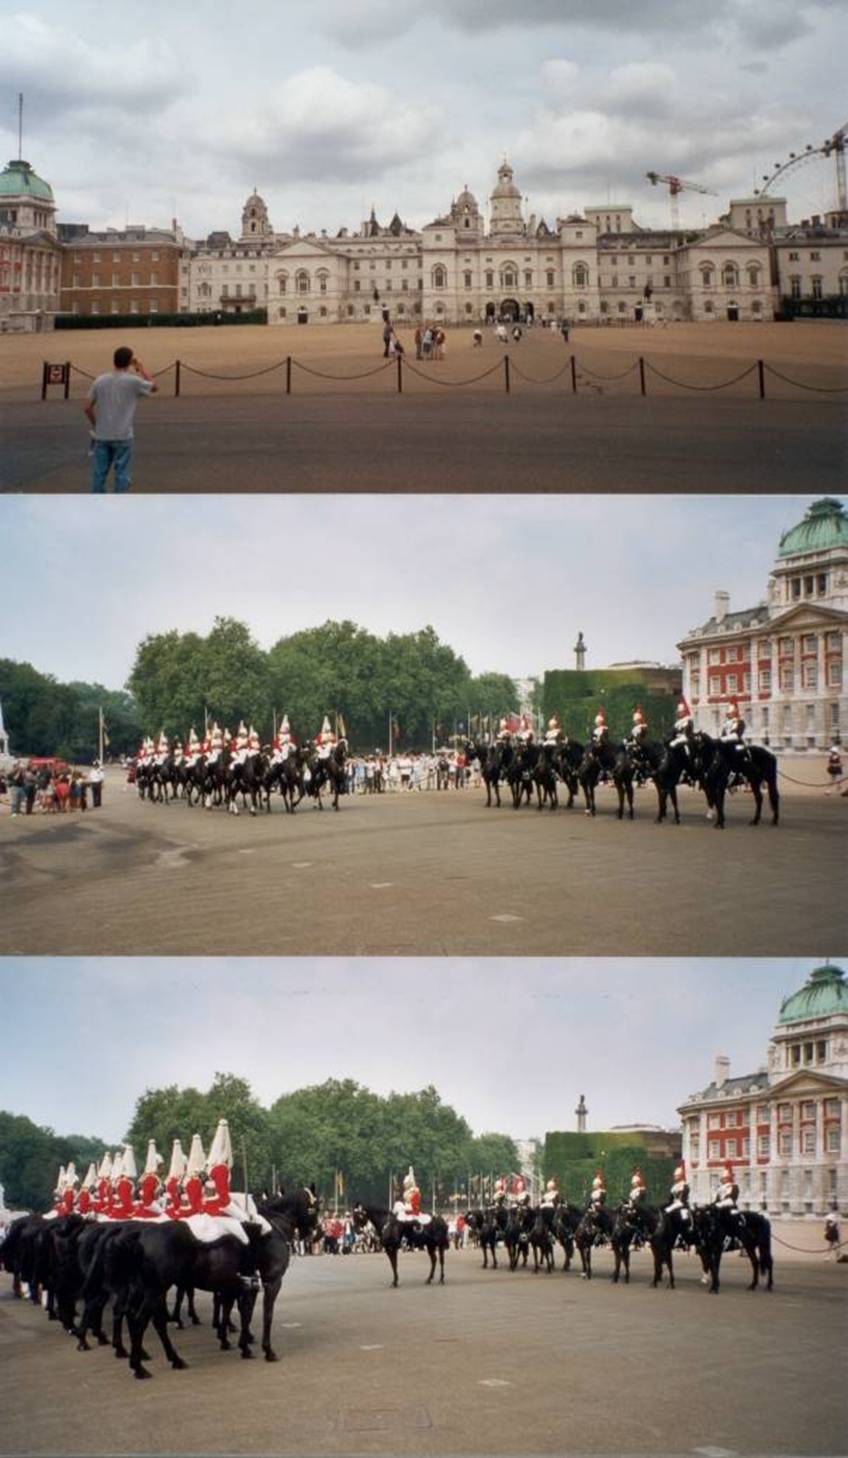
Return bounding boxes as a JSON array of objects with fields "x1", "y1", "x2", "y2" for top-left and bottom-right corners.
[
  {"x1": 0, "y1": 493, "x2": 823, "y2": 689},
  {"x1": 0, "y1": 957, "x2": 814, "y2": 1141},
  {"x1": 0, "y1": 2, "x2": 844, "y2": 240}
]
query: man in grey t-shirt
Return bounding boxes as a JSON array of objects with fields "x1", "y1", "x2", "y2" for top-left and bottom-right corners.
[{"x1": 84, "y1": 345, "x2": 157, "y2": 492}]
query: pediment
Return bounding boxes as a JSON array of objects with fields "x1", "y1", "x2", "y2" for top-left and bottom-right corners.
[
  {"x1": 767, "y1": 602, "x2": 848, "y2": 630},
  {"x1": 769, "y1": 1069, "x2": 848, "y2": 1097},
  {"x1": 688, "y1": 227, "x2": 765, "y2": 252},
  {"x1": 270, "y1": 238, "x2": 337, "y2": 260}
]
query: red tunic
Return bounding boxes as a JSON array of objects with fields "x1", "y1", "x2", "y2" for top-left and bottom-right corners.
[
  {"x1": 109, "y1": 1176, "x2": 135, "y2": 1220},
  {"x1": 203, "y1": 1163, "x2": 231, "y2": 1215},
  {"x1": 77, "y1": 1190, "x2": 92, "y2": 1215},
  {"x1": 179, "y1": 1173, "x2": 205, "y2": 1217},
  {"x1": 407, "y1": 1188, "x2": 421, "y2": 1216},
  {"x1": 164, "y1": 1175, "x2": 183, "y2": 1219},
  {"x1": 134, "y1": 1173, "x2": 162, "y2": 1219}
]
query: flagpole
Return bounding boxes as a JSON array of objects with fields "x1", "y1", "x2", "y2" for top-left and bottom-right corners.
[{"x1": 98, "y1": 707, "x2": 104, "y2": 763}]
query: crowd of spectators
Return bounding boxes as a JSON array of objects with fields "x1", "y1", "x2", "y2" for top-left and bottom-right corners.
[
  {"x1": 344, "y1": 751, "x2": 477, "y2": 795},
  {"x1": 1, "y1": 760, "x2": 105, "y2": 816}
]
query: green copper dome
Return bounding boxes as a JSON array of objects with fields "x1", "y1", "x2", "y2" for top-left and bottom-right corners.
[
  {"x1": 777, "y1": 498, "x2": 848, "y2": 559},
  {"x1": 778, "y1": 964, "x2": 848, "y2": 1024},
  {"x1": 0, "y1": 159, "x2": 54, "y2": 202}
]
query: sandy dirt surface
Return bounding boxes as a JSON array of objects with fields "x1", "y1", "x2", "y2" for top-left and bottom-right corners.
[
  {"x1": 1, "y1": 320, "x2": 845, "y2": 399},
  {"x1": 1, "y1": 1244, "x2": 845, "y2": 1456},
  {"x1": 0, "y1": 767, "x2": 842, "y2": 956}
]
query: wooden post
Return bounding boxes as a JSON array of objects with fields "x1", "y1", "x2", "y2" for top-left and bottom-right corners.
[
  {"x1": 570, "y1": 354, "x2": 577, "y2": 395},
  {"x1": 64, "y1": 362, "x2": 70, "y2": 400},
  {"x1": 174, "y1": 359, "x2": 181, "y2": 398},
  {"x1": 397, "y1": 355, "x2": 403, "y2": 394},
  {"x1": 757, "y1": 359, "x2": 766, "y2": 399},
  {"x1": 286, "y1": 356, "x2": 292, "y2": 395},
  {"x1": 504, "y1": 355, "x2": 510, "y2": 394},
  {"x1": 639, "y1": 356, "x2": 646, "y2": 396},
  {"x1": 41, "y1": 362, "x2": 48, "y2": 401}
]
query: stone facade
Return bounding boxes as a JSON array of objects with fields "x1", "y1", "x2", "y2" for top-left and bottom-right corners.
[
  {"x1": 678, "y1": 498, "x2": 848, "y2": 750},
  {"x1": 175, "y1": 162, "x2": 776, "y2": 326},
  {"x1": 679, "y1": 964, "x2": 848, "y2": 1218},
  {"x1": 0, "y1": 158, "x2": 61, "y2": 332}
]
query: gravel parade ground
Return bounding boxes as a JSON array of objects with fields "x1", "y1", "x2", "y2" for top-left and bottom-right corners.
[
  {"x1": 0, "y1": 766, "x2": 842, "y2": 957},
  {"x1": 2, "y1": 321, "x2": 845, "y2": 491},
  {"x1": 1, "y1": 1243, "x2": 845, "y2": 1457}
]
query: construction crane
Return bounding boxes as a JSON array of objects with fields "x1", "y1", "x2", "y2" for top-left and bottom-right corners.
[
  {"x1": 756, "y1": 122, "x2": 847, "y2": 219},
  {"x1": 646, "y1": 171, "x2": 718, "y2": 230}
]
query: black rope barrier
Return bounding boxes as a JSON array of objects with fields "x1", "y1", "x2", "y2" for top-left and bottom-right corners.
[
  {"x1": 644, "y1": 360, "x2": 758, "y2": 392},
  {"x1": 68, "y1": 363, "x2": 96, "y2": 380},
  {"x1": 401, "y1": 357, "x2": 505, "y2": 387},
  {"x1": 507, "y1": 359, "x2": 572, "y2": 385},
  {"x1": 762, "y1": 362, "x2": 848, "y2": 394},
  {"x1": 291, "y1": 358, "x2": 394, "y2": 381},
  {"x1": 575, "y1": 359, "x2": 639, "y2": 383},
  {"x1": 777, "y1": 768, "x2": 848, "y2": 788},
  {"x1": 180, "y1": 360, "x2": 285, "y2": 381}
]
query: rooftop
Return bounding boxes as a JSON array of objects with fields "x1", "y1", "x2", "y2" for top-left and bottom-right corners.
[
  {"x1": 777, "y1": 964, "x2": 848, "y2": 1025},
  {"x1": 777, "y1": 498, "x2": 848, "y2": 560}
]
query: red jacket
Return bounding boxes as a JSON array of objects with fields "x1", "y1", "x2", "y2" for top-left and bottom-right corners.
[{"x1": 203, "y1": 1163, "x2": 231, "y2": 1215}]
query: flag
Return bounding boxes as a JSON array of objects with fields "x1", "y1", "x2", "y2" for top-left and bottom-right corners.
[{"x1": 338, "y1": 713, "x2": 347, "y2": 739}]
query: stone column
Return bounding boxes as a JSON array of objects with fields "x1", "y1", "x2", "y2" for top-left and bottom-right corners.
[
  {"x1": 768, "y1": 1103, "x2": 780, "y2": 1214},
  {"x1": 815, "y1": 1099, "x2": 826, "y2": 1213},
  {"x1": 791, "y1": 1102, "x2": 802, "y2": 1212}
]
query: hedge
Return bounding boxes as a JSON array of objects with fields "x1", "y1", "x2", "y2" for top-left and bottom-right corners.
[
  {"x1": 544, "y1": 1130, "x2": 676, "y2": 1205},
  {"x1": 55, "y1": 309, "x2": 268, "y2": 329},
  {"x1": 542, "y1": 670, "x2": 677, "y2": 741}
]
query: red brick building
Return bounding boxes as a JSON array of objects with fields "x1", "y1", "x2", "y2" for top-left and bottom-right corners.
[{"x1": 60, "y1": 225, "x2": 182, "y2": 319}]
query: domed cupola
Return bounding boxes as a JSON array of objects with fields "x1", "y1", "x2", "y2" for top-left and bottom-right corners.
[
  {"x1": 489, "y1": 160, "x2": 524, "y2": 237},
  {"x1": 778, "y1": 499, "x2": 848, "y2": 560},
  {"x1": 451, "y1": 183, "x2": 482, "y2": 235},
  {"x1": 777, "y1": 964, "x2": 848, "y2": 1025},
  {"x1": 0, "y1": 158, "x2": 56, "y2": 235},
  {"x1": 240, "y1": 188, "x2": 272, "y2": 241}
]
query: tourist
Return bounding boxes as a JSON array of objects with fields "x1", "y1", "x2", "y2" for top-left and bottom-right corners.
[
  {"x1": 89, "y1": 760, "x2": 105, "y2": 809},
  {"x1": 23, "y1": 765, "x2": 37, "y2": 815},
  {"x1": 826, "y1": 742, "x2": 842, "y2": 794},
  {"x1": 422, "y1": 326, "x2": 433, "y2": 359},
  {"x1": 54, "y1": 773, "x2": 71, "y2": 813},
  {"x1": 7, "y1": 762, "x2": 26, "y2": 817},
  {"x1": 414, "y1": 325, "x2": 423, "y2": 359},
  {"x1": 382, "y1": 320, "x2": 393, "y2": 358},
  {"x1": 84, "y1": 346, "x2": 158, "y2": 494},
  {"x1": 824, "y1": 1213, "x2": 840, "y2": 1259}
]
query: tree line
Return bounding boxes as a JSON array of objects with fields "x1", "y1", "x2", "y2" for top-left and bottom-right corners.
[
  {"x1": 1, "y1": 1074, "x2": 520, "y2": 1213},
  {"x1": 1, "y1": 619, "x2": 520, "y2": 758}
]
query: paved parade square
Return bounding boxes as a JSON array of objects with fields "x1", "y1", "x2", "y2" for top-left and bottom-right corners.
[
  {"x1": 1, "y1": 1243, "x2": 845, "y2": 1457},
  {"x1": 2, "y1": 322, "x2": 845, "y2": 491},
  {"x1": 0, "y1": 767, "x2": 842, "y2": 957}
]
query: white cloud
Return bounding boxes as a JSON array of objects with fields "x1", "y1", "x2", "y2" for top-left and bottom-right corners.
[
  {"x1": 199, "y1": 68, "x2": 444, "y2": 185},
  {"x1": 0, "y1": 12, "x2": 187, "y2": 119}
]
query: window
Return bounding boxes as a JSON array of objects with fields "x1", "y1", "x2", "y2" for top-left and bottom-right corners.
[
  {"x1": 132, "y1": 252, "x2": 140, "y2": 263},
  {"x1": 802, "y1": 1128, "x2": 815, "y2": 1154},
  {"x1": 546, "y1": 270, "x2": 554, "y2": 286},
  {"x1": 90, "y1": 299, "x2": 100, "y2": 315},
  {"x1": 130, "y1": 299, "x2": 139, "y2": 314},
  {"x1": 433, "y1": 265, "x2": 447, "y2": 289},
  {"x1": 727, "y1": 674, "x2": 737, "y2": 692},
  {"x1": 747, "y1": 265, "x2": 760, "y2": 287},
  {"x1": 790, "y1": 276, "x2": 801, "y2": 299},
  {"x1": 485, "y1": 271, "x2": 494, "y2": 288},
  {"x1": 112, "y1": 252, "x2": 120, "y2": 263},
  {"x1": 709, "y1": 677, "x2": 721, "y2": 695},
  {"x1": 778, "y1": 1130, "x2": 791, "y2": 1155},
  {"x1": 149, "y1": 299, "x2": 158, "y2": 314},
  {"x1": 829, "y1": 661, "x2": 843, "y2": 687},
  {"x1": 690, "y1": 1136, "x2": 700, "y2": 1160},
  {"x1": 464, "y1": 271, "x2": 472, "y2": 288},
  {"x1": 802, "y1": 662, "x2": 818, "y2": 689},
  {"x1": 708, "y1": 1140, "x2": 721, "y2": 1159},
  {"x1": 757, "y1": 1135, "x2": 770, "y2": 1156},
  {"x1": 701, "y1": 266, "x2": 714, "y2": 287},
  {"x1": 708, "y1": 1112, "x2": 721, "y2": 1130},
  {"x1": 802, "y1": 634, "x2": 817, "y2": 653},
  {"x1": 573, "y1": 263, "x2": 589, "y2": 288},
  {"x1": 726, "y1": 1139, "x2": 737, "y2": 1157},
  {"x1": 778, "y1": 1103, "x2": 791, "y2": 1121},
  {"x1": 801, "y1": 1101, "x2": 815, "y2": 1120},
  {"x1": 826, "y1": 1126, "x2": 842, "y2": 1153},
  {"x1": 810, "y1": 250, "x2": 821, "y2": 261},
  {"x1": 759, "y1": 670, "x2": 771, "y2": 690},
  {"x1": 524, "y1": 271, "x2": 532, "y2": 286},
  {"x1": 742, "y1": 1138, "x2": 750, "y2": 1156},
  {"x1": 788, "y1": 251, "x2": 799, "y2": 261},
  {"x1": 152, "y1": 251, "x2": 159, "y2": 262},
  {"x1": 780, "y1": 666, "x2": 794, "y2": 691}
]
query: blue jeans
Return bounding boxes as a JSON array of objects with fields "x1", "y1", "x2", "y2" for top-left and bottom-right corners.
[{"x1": 91, "y1": 439, "x2": 133, "y2": 492}]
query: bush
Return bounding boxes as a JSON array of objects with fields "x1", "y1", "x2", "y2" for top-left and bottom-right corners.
[
  {"x1": 55, "y1": 309, "x2": 268, "y2": 329},
  {"x1": 544, "y1": 1130, "x2": 675, "y2": 1205},
  {"x1": 542, "y1": 669, "x2": 677, "y2": 741}
]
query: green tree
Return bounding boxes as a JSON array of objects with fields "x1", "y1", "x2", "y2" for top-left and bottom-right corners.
[
  {"x1": 125, "y1": 1072, "x2": 273, "y2": 1194},
  {"x1": 0, "y1": 1111, "x2": 108, "y2": 1212}
]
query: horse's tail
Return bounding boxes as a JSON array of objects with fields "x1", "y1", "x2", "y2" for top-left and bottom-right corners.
[{"x1": 758, "y1": 1220, "x2": 772, "y2": 1277}]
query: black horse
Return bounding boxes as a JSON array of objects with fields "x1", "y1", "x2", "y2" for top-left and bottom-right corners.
[
  {"x1": 694, "y1": 735, "x2": 780, "y2": 829},
  {"x1": 352, "y1": 1204, "x2": 449, "y2": 1287},
  {"x1": 529, "y1": 1205, "x2": 556, "y2": 1272},
  {"x1": 464, "y1": 1206, "x2": 503, "y2": 1269},
  {"x1": 577, "y1": 739, "x2": 618, "y2": 816},
  {"x1": 551, "y1": 1202, "x2": 584, "y2": 1271},
  {"x1": 574, "y1": 1204, "x2": 614, "y2": 1277},
  {"x1": 307, "y1": 741, "x2": 348, "y2": 811},
  {"x1": 533, "y1": 744, "x2": 561, "y2": 811},
  {"x1": 502, "y1": 1203, "x2": 532, "y2": 1270},
  {"x1": 650, "y1": 741, "x2": 691, "y2": 825},
  {"x1": 464, "y1": 740, "x2": 511, "y2": 808},
  {"x1": 691, "y1": 1205, "x2": 774, "y2": 1293}
]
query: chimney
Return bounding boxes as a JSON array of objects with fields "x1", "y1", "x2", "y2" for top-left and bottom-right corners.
[
  {"x1": 714, "y1": 591, "x2": 729, "y2": 624},
  {"x1": 714, "y1": 1055, "x2": 730, "y2": 1088},
  {"x1": 575, "y1": 1094, "x2": 588, "y2": 1133}
]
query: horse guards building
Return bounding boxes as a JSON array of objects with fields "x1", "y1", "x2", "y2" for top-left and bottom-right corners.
[
  {"x1": 2, "y1": 154, "x2": 847, "y2": 330},
  {"x1": 678, "y1": 496, "x2": 848, "y2": 752},
  {"x1": 679, "y1": 962, "x2": 848, "y2": 1218}
]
